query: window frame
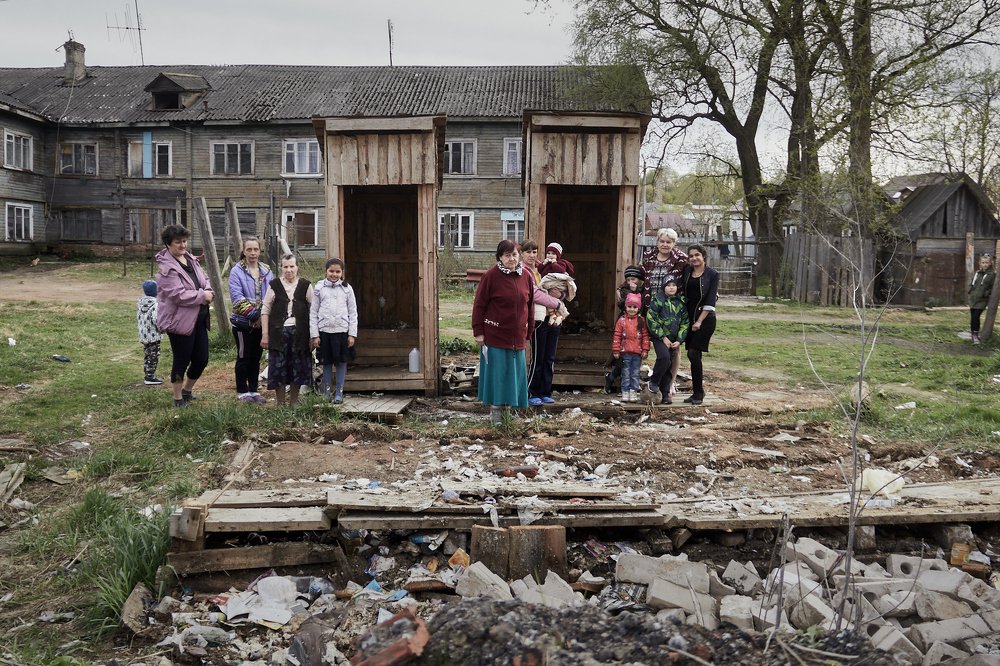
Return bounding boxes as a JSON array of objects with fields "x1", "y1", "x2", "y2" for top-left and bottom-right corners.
[
  {"x1": 501, "y1": 214, "x2": 525, "y2": 243},
  {"x1": 503, "y1": 137, "x2": 522, "y2": 176},
  {"x1": 281, "y1": 208, "x2": 320, "y2": 248},
  {"x1": 437, "y1": 211, "x2": 475, "y2": 249},
  {"x1": 58, "y1": 142, "x2": 98, "y2": 176},
  {"x1": 210, "y1": 140, "x2": 255, "y2": 176},
  {"x1": 127, "y1": 140, "x2": 173, "y2": 178},
  {"x1": 4, "y1": 202, "x2": 33, "y2": 241},
  {"x1": 443, "y1": 139, "x2": 477, "y2": 176},
  {"x1": 281, "y1": 139, "x2": 322, "y2": 177},
  {"x1": 3, "y1": 130, "x2": 33, "y2": 171}
]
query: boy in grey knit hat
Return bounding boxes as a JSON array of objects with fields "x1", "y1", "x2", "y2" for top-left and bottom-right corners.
[{"x1": 137, "y1": 280, "x2": 163, "y2": 385}]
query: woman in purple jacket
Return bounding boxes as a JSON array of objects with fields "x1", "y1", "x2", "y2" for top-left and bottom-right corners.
[
  {"x1": 229, "y1": 237, "x2": 272, "y2": 403},
  {"x1": 156, "y1": 225, "x2": 215, "y2": 408}
]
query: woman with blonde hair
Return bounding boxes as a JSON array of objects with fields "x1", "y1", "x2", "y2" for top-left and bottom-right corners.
[{"x1": 641, "y1": 228, "x2": 688, "y2": 309}]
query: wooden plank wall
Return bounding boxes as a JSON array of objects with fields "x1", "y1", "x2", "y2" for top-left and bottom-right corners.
[
  {"x1": 326, "y1": 133, "x2": 437, "y2": 187},
  {"x1": 529, "y1": 131, "x2": 641, "y2": 186},
  {"x1": 782, "y1": 232, "x2": 875, "y2": 306}
]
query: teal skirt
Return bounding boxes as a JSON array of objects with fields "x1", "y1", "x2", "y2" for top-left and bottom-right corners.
[{"x1": 478, "y1": 345, "x2": 528, "y2": 408}]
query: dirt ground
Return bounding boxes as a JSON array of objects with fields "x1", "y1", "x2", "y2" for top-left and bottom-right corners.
[{"x1": 3, "y1": 262, "x2": 999, "y2": 664}]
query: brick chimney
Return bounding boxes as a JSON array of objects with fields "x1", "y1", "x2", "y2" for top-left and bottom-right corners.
[{"x1": 63, "y1": 40, "x2": 86, "y2": 85}]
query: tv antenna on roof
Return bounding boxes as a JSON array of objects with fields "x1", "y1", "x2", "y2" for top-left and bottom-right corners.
[{"x1": 106, "y1": 0, "x2": 146, "y2": 65}]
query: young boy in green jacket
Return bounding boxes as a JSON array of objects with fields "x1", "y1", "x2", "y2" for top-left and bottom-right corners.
[{"x1": 646, "y1": 278, "x2": 689, "y2": 404}]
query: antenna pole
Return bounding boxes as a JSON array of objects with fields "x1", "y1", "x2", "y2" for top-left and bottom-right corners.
[
  {"x1": 387, "y1": 19, "x2": 393, "y2": 66},
  {"x1": 134, "y1": 0, "x2": 145, "y2": 65}
]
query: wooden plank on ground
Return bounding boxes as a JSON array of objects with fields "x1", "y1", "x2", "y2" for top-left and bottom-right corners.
[
  {"x1": 194, "y1": 487, "x2": 328, "y2": 509},
  {"x1": 665, "y1": 478, "x2": 1000, "y2": 530},
  {"x1": 325, "y1": 489, "x2": 656, "y2": 513},
  {"x1": 204, "y1": 507, "x2": 331, "y2": 533},
  {"x1": 167, "y1": 542, "x2": 345, "y2": 575},
  {"x1": 336, "y1": 510, "x2": 666, "y2": 530},
  {"x1": 441, "y1": 481, "x2": 617, "y2": 498}
]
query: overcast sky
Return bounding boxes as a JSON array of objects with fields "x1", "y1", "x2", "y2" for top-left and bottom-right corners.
[{"x1": 0, "y1": 0, "x2": 576, "y2": 67}]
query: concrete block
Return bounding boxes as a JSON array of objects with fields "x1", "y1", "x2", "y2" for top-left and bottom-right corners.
[
  {"x1": 960, "y1": 578, "x2": 1000, "y2": 611},
  {"x1": 708, "y1": 569, "x2": 735, "y2": 598},
  {"x1": 981, "y1": 608, "x2": 1000, "y2": 632},
  {"x1": 870, "y1": 625, "x2": 923, "y2": 665},
  {"x1": 510, "y1": 578, "x2": 532, "y2": 598},
  {"x1": 837, "y1": 577, "x2": 917, "y2": 597},
  {"x1": 765, "y1": 568, "x2": 824, "y2": 598},
  {"x1": 950, "y1": 656, "x2": 1000, "y2": 666},
  {"x1": 647, "y1": 575, "x2": 718, "y2": 625},
  {"x1": 887, "y1": 554, "x2": 949, "y2": 579},
  {"x1": 539, "y1": 571, "x2": 581, "y2": 606},
  {"x1": 751, "y1": 600, "x2": 788, "y2": 632},
  {"x1": 858, "y1": 561, "x2": 890, "y2": 579},
  {"x1": 874, "y1": 590, "x2": 917, "y2": 618},
  {"x1": 833, "y1": 592, "x2": 886, "y2": 636},
  {"x1": 455, "y1": 561, "x2": 512, "y2": 601},
  {"x1": 914, "y1": 588, "x2": 974, "y2": 621},
  {"x1": 719, "y1": 595, "x2": 754, "y2": 631},
  {"x1": 686, "y1": 610, "x2": 719, "y2": 630},
  {"x1": 722, "y1": 560, "x2": 761, "y2": 596},
  {"x1": 909, "y1": 615, "x2": 992, "y2": 652},
  {"x1": 916, "y1": 568, "x2": 969, "y2": 599},
  {"x1": 784, "y1": 537, "x2": 841, "y2": 578},
  {"x1": 788, "y1": 592, "x2": 835, "y2": 630},
  {"x1": 616, "y1": 553, "x2": 709, "y2": 593},
  {"x1": 921, "y1": 641, "x2": 969, "y2": 666}
]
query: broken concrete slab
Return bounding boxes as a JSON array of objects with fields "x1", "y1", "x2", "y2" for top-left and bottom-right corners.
[
  {"x1": 708, "y1": 569, "x2": 735, "y2": 598},
  {"x1": 914, "y1": 588, "x2": 974, "y2": 621},
  {"x1": 869, "y1": 625, "x2": 923, "y2": 664},
  {"x1": 915, "y1": 568, "x2": 969, "y2": 599},
  {"x1": 787, "y1": 592, "x2": 835, "y2": 630},
  {"x1": 929, "y1": 523, "x2": 976, "y2": 550},
  {"x1": 750, "y1": 600, "x2": 788, "y2": 632},
  {"x1": 655, "y1": 608, "x2": 687, "y2": 624},
  {"x1": 616, "y1": 553, "x2": 709, "y2": 594},
  {"x1": 646, "y1": 576, "x2": 718, "y2": 624},
  {"x1": 722, "y1": 560, "x2": 761, "y2": 596},
  {"x1": 873, "y1": 590, "x2": 916, "y2": 618},
  {"x1": 539, "y1": 571, "x2": 581, "y2": 606},
  {"x1": 455, "y1": 562, "x2": 512, "y2": 601},
  {"x1": 959, "y1": 578, "x2": 1000, "y2": 611},
  {"x1": 909, "y1": 614, "x2": 992, "y2": 652},
  {"x1": 921, "y1": 641, "x2": 969, "y2": 666},
  {"x1": 719, "y1": 595, "x2": 754, "y2": 631}
]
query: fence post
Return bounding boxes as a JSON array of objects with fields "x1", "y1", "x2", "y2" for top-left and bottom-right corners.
[{"x1": 193, "y1": 197, "x2": 231, "y2": 334}]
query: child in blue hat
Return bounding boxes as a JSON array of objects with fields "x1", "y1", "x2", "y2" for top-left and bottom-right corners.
[{"x1": 137, "y1": 280, "x2": 163, "y2": 385}]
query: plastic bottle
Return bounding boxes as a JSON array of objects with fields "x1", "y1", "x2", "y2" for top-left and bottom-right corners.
[{"x1": 408, "y1": 347, "x2": 421, "y2": 373}]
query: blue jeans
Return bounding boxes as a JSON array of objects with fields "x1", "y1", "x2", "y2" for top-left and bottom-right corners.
[{"x1": 621, "y1": 353, "x2": 641, "y2": 392}]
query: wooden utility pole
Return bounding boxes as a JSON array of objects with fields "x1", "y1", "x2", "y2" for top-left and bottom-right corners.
[
  {"x1": 193, "y1": 197, "x2": 231, "y2": 333},
  {"x1": 225, "y1": 198, "x2": 244, "y2": 262}
]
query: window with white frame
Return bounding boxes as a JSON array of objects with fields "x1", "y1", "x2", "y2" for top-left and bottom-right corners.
[
  {"x1": 5, "y1": 203, "x2": 33, "y2": 241},
  {"x1": 282, "y1": 209, "x2": 319, "y2": 247},
  {"x1": 211, "y1": 141, "x2": 253, "y2": 175},
  {"x1": 503, "y1": 138, "x2": 522, "y2": 176},
  {"x1": 501, "y1": 211, "x2": 525, "y2": 242},
  {"x1": 283, "y1": 139, "x2": 321, "y2": 175},
  {"x1": 59, "y1": 143, "x2": 97, "y2": 175},
  {"x1": 443, "y1": 140, "x2": 476, "y2": 175},
  {"x1": 438, "y1": 212, "x2": 474, "y2": 249},
  {"x1": 128, "y1": 141, "x2": 172, "y2": 177},
  {"x1": 4, "y1": 130, "x2": 32, "y2": 170}
]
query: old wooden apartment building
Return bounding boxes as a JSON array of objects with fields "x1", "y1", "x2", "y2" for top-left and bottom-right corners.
[{"x1": 0, "y1": 41, "x2": 649, "y2": 263}]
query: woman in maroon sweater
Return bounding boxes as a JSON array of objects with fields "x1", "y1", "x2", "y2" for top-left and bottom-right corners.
[{"x1": 472, "y1": 240, "x2": 534, "y2": 423}]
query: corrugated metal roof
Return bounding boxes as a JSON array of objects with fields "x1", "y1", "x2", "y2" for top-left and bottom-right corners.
[{"x1": 0, "y1": 64, "x2": 651, "y2": 125}]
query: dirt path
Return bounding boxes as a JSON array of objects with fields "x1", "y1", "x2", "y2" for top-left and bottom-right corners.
[{"x1": 1, "y1": 263, "x2": 139, "y2": 303}]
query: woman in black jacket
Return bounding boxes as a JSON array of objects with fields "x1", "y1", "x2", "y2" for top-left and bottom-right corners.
[{"x1": 680, "y1": 245, "x2": 719, "y2": 405}]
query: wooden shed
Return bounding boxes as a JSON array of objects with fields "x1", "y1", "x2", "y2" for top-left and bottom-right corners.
[
  {"x1": 313, "y1": 116, "x2": 445, "y2": 395},
  {"x1": 523, "y1": 112, "x2": 648, "y2": 386},
  {"x1": 880, "y1": 173, "x2": 1000, "y2": 306}
]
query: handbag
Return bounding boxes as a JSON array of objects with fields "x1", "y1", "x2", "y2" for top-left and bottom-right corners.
[{"x1": 231, "y1": 298, "x2": 260, "y2": 332}]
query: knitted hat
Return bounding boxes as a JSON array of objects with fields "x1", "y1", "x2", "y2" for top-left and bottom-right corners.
[
  {"x1": 142, "y1": 280, "x2": 157, "y2": 297},
  {"x1": 545, "y1": 243, "x2": 563, "y2": 259},
  {"x1": 624, "y1": 265, "x2": 644, "y2": 280},
  {"x1": 625, "y1": 293, "x2": 642, "y2": 308}
]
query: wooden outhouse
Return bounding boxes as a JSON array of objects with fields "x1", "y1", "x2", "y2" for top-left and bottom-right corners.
[
  {"x1": 313, "y1": 116, "x2": 446, "y2": 395},
  {"x1": 523, "y1": 112, "x2": 648, "y2": 386}
]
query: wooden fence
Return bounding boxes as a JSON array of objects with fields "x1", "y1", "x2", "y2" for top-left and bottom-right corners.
[{"x1": 781, "y1": 232, "x2": 875, "y2": 306}]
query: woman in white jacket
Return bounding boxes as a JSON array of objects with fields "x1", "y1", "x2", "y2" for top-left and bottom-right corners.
[{"x1": 309, "y1": 258, "x2": 358, "y2": 403}]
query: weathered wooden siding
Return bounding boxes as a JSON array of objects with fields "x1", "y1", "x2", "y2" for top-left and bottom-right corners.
[
  {"x1": 1, "y1": 113, "x2": 48, "y2": 246},
  {"x1": 528, "y1": 131, "x2": 640, "y2": 186}
]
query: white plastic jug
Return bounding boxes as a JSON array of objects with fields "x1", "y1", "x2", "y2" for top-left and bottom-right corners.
[{"x1": 408, "y1": 347, "x2": 421, "y2": 373}]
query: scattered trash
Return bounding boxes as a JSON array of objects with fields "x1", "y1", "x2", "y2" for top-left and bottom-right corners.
[
  {"x1": 14, "y1": 383, "x2": 30, "y2": 390},
  {"x1": 741, "y1": 446, "x2": 786, "y2": 458},
  {"x1": 6, "y1": 338, "x2": 15, "y2": 346},
  {"x1": 765, "y1": 433, "x2": 800, "y2": 443},
  {"x1": 768, "y1": 465, "x2": 789, "y2": 474},
  {"x1": 893, "y1": 401, "x2": 916, "y2": 410},
  {"x1": 51, "y1": 354, "x2": 71, "y2": 363},
  {"x1": 858, "y1": 468, "x2": 905, "y2": 498}
]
